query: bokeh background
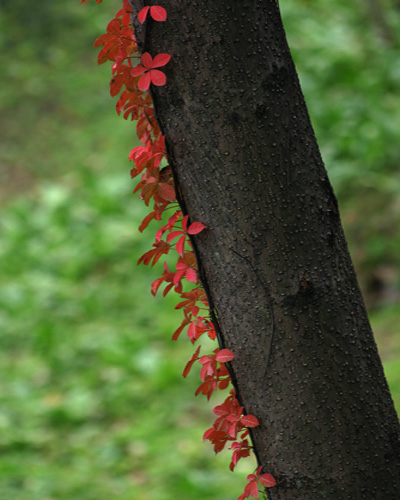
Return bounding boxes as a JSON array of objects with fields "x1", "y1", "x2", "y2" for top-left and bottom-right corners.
[{"x1": 0, "y1": 1, "x2": 399, "y2": 499}]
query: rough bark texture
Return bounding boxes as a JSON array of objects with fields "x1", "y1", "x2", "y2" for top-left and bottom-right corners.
[{"x1": 130, "y1": 1, "x2": 400, "y2": 498}]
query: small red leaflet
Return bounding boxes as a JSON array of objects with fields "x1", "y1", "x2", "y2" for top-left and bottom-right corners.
[
  {"x1": 186, "y1": 267, "x2": 197, "y2": 283},
  {"x1": 215, "y1": 349, "x2": 235, "y2": 363},
  {"x1": 183, "y1": 346, "x2": 201, "y2": 378},
  {"x1": 182, "y1": 215, "x2": 206, "y2": 235},
  {"x1": 188, "y1": 222, "x2": 206, "y2": 234},
  {"x1": 240, "y1": 415, "x2": 259, "y2": 428},
  {"x1": 259, "y1": 473, "x2": 277, "y2": 488}
]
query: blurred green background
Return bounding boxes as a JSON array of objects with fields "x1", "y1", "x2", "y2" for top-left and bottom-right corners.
[{"x1": 0, "y1": 0, "x2": 399, "y2": 499}]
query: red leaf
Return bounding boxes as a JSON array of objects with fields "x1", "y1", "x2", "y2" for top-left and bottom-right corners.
[
  {"x1": 163, "y1": 283, "x2": 174, "y2": 297},
  {"x1": 141, "y1": 52, "x2": 153, "y2": 68},
  {"x1": 216, "y1": 349, "x2": 235, "y2": 363},
  {"x1": 186, "y1": 268, "x2": 197, "y2": 283},
  {"x1": 172, "y1": 320, "x2": 188, "y2": 341},
  {"x1": 152, "y1": 53, "x2": 171, "y2": 68},
  {"x1": 150, "y1": 6, "x2": 167, "y2": 21},
  {"x1": 138, "y1": 72, "x2": 151, "y2": 91},
  {"x1": 173, "y1": 268, "x2": 186, "y2": 286},
  {"x1": 203, "y1": 428, "x2": 214, "y2": 441},
  {"x1": 181, "y1": 215, "x2": 189, "y2": 232},
  {"x1": 158, "y1": 183, "x2": 176, "y2": 202},
  {"x1": 219, "y1": 378, "x2": 230, "y2": 390},
  {"x1": 137, "y1": 6, "x2": 150, "y2": 23},
  {"x1": 188, "y1": 222, "x2": 206, "y2": 234},
  {"x1": 241, "y1": 415, "x2": 260, "y2": 428},
  {"x1": 245, "y1": 480, "x2": 259, "y2": 499},
  {"x1": 131, "y1": 64, "x2": 145, "y2": 76},
  {"x1": 139, "y1": 211, "x2": 155, "y2": 232},
  {"x1": 228, "y1": 421, "x2": 238, "y2": 439},
  {"x1": 259, "y1": 474, "x2": 276, "y2": 488},
  {"x1": 187, "y1": 321, "x2": 197, "y2": 340},
  {"x1": 150, "y1": 69, "x2": 167, "y2": 87},
  {"x1": 183, "y1": 346, "x2": 201, "y2": 378},
  {"x1": 176, "y1": 235, "x2": 186, "y2": 257},
  {"x1": 151, "y1": 277, "x2": 164, "y2": 296},
  {"x1": 213, "y1": 405, "x2": 228, "y2": 416},
  {"x1": 166, "y1": 231, "x2": 184, "y2": 242}
]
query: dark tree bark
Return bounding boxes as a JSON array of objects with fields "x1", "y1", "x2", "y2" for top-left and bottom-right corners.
[{"x1": 130, "y1": 1, "x2": 400, "y2": 498}]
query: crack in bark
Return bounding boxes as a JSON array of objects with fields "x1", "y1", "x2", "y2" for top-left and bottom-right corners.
[{"x1": 229, "y1": 247, "x2": 275, "y2": 381}]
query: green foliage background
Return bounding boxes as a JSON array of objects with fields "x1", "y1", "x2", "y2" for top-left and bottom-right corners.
[{"x1": 0, "y1": 1, "x2": 399, "y2": 499}]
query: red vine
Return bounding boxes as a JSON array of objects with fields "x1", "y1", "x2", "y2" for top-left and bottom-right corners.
[{"x1": 80, "y1": 1, "x2": 276, "y2": 497}]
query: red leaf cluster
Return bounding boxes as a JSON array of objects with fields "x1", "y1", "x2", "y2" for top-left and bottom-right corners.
[
  {"x1": 82, "y1": 0, "x2": 277, "y2": 496},
  {"x1": 237, "y1": 466, "x2": 277, "y2": 500},
  {"x1": 138, "y1": 6, "x2": 167, "y2": 23},
  {"x1": 203, "y1": 391, "x2": 260, "y2": 469},
  {"x1": 94, "y1": 15, "x2": 135, "y2": 67},
  {"x1": 131, "y1": 53, "x2": 172, "y2": 91}
]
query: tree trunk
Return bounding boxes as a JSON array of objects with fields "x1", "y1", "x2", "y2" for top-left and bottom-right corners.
[{"x1": 130, "y1": 1, "x2": 400, "y2": 498}]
